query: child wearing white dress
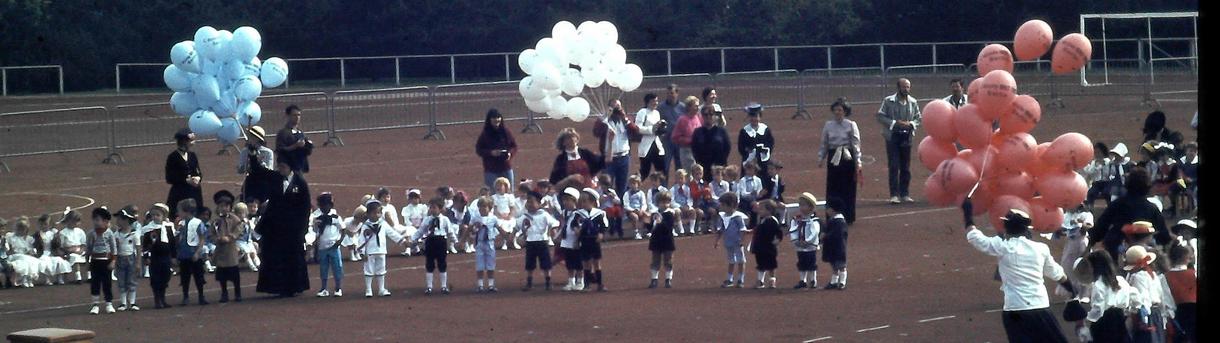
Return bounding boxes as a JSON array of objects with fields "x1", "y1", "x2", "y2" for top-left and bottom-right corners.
[
  {"x1": 37, "y1": 214, "x2": 71, "y2": 285},
  {"x1": 374, "y1": 187, "x2": 412, "y2": 257},
  {"x1": 58, "y1": 209, "x2": 89, "y2": 283},
  {"x1": 400, "y1": 189, "x2": 428, "y2": 256},
  {"x1": 4, "y1": 217, "x2": 41, "y2": 288},
  {"x1": 357, "y1": 200, "x2": 407, "y2": 297},
  {"x1": 491, "y1": 177, "x2": 521, "y2": 251}
]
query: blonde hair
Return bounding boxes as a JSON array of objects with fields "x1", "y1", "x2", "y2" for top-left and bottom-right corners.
[
  {"x1": 654, "y1": 190, "x2": 672, "y2": 204},
  {"x1": 359, "y1": 194, "x2": 374, "y2": 206},
  {"x1": 555, "y1": 127, "x2": 580, "y2": 151},
  {"x1": 690, "y1": 164, "x2": 704, "y2": 175},
  {"x1": 724, "y1": 165, "x2": 740, "y2": 179},
  {"x1": 477, "y1": 196, "x2": 494, "y2": 211},
  {"x1": 675, "y1": 169, "x2": 689, "y2": 180},
  {"x1": 233, "y1": 202, "x2": 250, "y2": 218},
  {"x1": 494, "y1": 177, "x2": 512, "y2": 192},
  {"x1": 711, "y1": 165, "x2": 726, "y2": 177},
  {"x1": 350, "y1": 206, "x2": 368, "y2": 223},
  {"x1": 683, "y1": 96, "x2": 700, "y2": 110},
  {"x1": 628, "y1": 174, "x2": 642, "y2": 183}
]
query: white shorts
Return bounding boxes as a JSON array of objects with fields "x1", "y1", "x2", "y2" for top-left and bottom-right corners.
[
  {"x1": 725, "y1": 245, "x2": 746, "y2": 264},
  {"x1": 238, "y1": 241, "x2": 257, "y2": 254},
  {"x1": 364, "y1": 254, "x2": 387, "y2": 276},
  {"x1": 495, "y1": 218, "x2": 516, "y2": 234},
  {"x1": 66, "y1": 252, "x2": 87, "y2": 265}
]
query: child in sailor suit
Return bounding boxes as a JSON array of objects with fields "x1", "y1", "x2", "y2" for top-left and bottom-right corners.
[
  {"x1": 471, "y1": 197, "x2": 498, "y2": 291},
  {"x1": 789, "y1": 199, "x2": 821, "y2": 290},
  {"x1": 409, "y1": 197, "x2": 456, "y2": 294},
  {"x1": 357, "y1": 201, "x2": 406, "y2": 297}
]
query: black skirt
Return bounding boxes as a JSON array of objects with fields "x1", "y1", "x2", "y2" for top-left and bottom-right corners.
[
  {"x1": 825, "y1": 157, "x2": 858, "y2": 224},
  {"x1": 1001, "y1": 308, "x2": 1068, "y2": 343},
  {"x1": 1090, "y1": 308, "x2": 1131, "y2": 343}
]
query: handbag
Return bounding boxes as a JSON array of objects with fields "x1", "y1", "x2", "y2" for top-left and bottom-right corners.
[{"x1": 1063, "y1": 299, "x2": 1088, "y2": 321}]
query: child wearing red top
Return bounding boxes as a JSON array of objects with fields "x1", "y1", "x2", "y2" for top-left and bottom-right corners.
[
  {"x1": 1165, "y1": 243, "x2": 1195, "y2": 342},
  {"x1": 689, "y1": 165, "x2": 714, "y2": 235}
]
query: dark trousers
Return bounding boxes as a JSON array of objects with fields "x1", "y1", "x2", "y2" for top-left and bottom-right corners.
[
  {"x1": 639, "y1": 144, "x2": 667, "y2": 182},
  {"x1": 885, "y1": 139, "x2": 912, "y2": 197},
  {"x1": 1175, "y1": 303, "x2": 1196, "y2": 343},
  {"x1": 89, "y1": 260, "x2": 113, "y2": 302},
  {"x1": 215, "y1": 266, "x2": 241, "y2": 300},
  {"x1": 424, "y1": 237, "x2": 448, "y2": 273},
  {"x1": 1091, "y1": 308, "x2": 1132, "y2": 343},
  {"x1": 662, "y1": 137, "x2": 680, "y2": 180},
  {"x1": 608, "y1": 155, "x2": 630, "y2": 196},
  {"x1": 149, "y1": 257, "x2": 172, "y2": 299},
  {"x1": 1000, "y1": 308, "x2": 1068, "y2": 343},
  {"x1": 1087, "y1": 181, "x2": 1112, "y2": 208},
  {"x1": 178, "y1": 258, "x2": 206, "y2": 297},
  {"x1": 826, "y1": 157, "x2": 858, "y2": 224}
]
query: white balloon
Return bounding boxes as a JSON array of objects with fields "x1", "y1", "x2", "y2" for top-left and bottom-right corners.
[
  {"x1": 561, "y1": 68, "x2": 584, "y2": 96},
  {"x1": 603, "y1": 44, "x2": 627, "y2": 70},
  {"x1": 237, "y1": 101, "x2": 262, "y2": 126},
  {"x1": 547, "y1": 94, "x2": 566, "y2": 113},
  {"x1": 518, "y1": 76, "x2": 546, "y2": 101},
  {"x1": 217, "y1": 117, "x2": 244, "y2": 144},
  {"x1": 566, "y1": 97, "x2": 591, "y2": 122},
  {"x1": 578, "y1": 52, "x2": 602, "y2": 69},
  {"x1": 598, "y1": 21, "x2": 618, "y2": 45},
  {"x1": 576, "y1": 21, "x2": 597, "y2": 37},
  {"x1": 192, "y1": 74, "x2": 221, "y2": 108},
  {"x1": 170, "y1": 41, "x2": 201, "y2": 73},
  {"x1": 163, "y1": 65, "x2": 193, "y2": 92},
  {"x1": 566, "y1": 39, "x2": 587, "y2": 67},
  {"x1": 230, "y1": 26, "x2": 262, "y2": 62},
  {"x1": 534, "y1": 63, "x2": 562, "y2": 90},
  {"x1": 170, "y1": 91, "x2": 199, "y2": 116},
  {"x1": 215, "y1": 90, "x2": 239, "y2": 117},
  {"x1": 215, "y1": 30, "x2": 234, "y2": 61},
  {"x1": 260, "y1": 57, "x2": 289, "y2": 88},
  {"x1": 525, "y1": 95, "x2": 552, "y2": 113},
  {"x1": 581, "y1": 65, "x2": 606, "y2": 88},
  {"x1": 536, "y1": 37, "x2": 568, "y2": 68},
  {"x1": 518, "y1": 49, "x2": 540, "y2": 75},
  {"x1": 194, "y1": 26, "x2": 220, "y2": 61},
  {"x1": 553, "y1": 21, "x2": 577, "y2": 41},
  {"x1": 188, "y1": 109, "x2": 223, "y2": 136},
  {"x1": 544, "y1": 88, "x2": 561, "y2": 97},
  {"x1": 605, "y1": 66, "x2": 622, "y2": 88},
  {"x1": 233, "y1": 75, "x2": 262, "y2": 102},
  {"x1": 618, "y1": 63, "x2": 644, "y2": 92}
]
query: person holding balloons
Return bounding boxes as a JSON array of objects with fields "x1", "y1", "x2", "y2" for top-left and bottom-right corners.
[
  {"x1": 875, "y1": 78, "x2": 921, "y2": 205},
  {"x1": 817, "y1": 98, "x2": 862, "y2": 225},
  {"x1": 165, "y1": 128, "x2": 204, "y2": 221}
]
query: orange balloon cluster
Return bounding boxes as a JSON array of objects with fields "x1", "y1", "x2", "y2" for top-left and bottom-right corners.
[{"x1": 919, "y1": 20, "x2": 1095, "y2": 233}]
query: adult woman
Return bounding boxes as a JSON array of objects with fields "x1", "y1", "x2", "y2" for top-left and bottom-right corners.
[
  {"x1": 817, "y1": 98, "x2": 862, "y2": 224},
  {"x1": 594, "y1": 103, "x2": 632, "y2": 195},
  {"x1": 738, "y1": 103, "x2": 776, "y2": 189},
  {"x1": 549, "y1": 128, "x2": 604, "y2": 188},
  {"x1": 1091, "y1": 168, "x2": 1170, "y2": 263},
  {"x1": 165, "y1": 128, "x2": 203, "y2": 220},
  {"x1": 701, "y1": 87, "x2": 722, "y2": 119},
  {"x1": 255, "y1": 158, "x2": 312, "y2": 297},
  {"x1": 671, "y1": 96, "x2": 704, "y2": 172},
  {"x1": 475, "y1": 109, "x2": 519, "y2": 190},
  {"x1": 691, "y1": 105, "x2": 731, "y2": 182},
  {"x1": 634, "y1": 93, "x2": 669, "y2": 180}
]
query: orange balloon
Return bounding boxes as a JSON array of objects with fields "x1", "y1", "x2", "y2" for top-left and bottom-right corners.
[
  {"x1": 958, "y1": 146, "x2": 1004, "y2": 178},
  {"x1": 968, "y1": 182, "x2": 997, "y2": 216},
  {"x1": 990, "y1": 195, "x2": 1032, "y2": 232},
  {"x1": 992, "y1": 132, "x2": 1038, "y2": 171},
  {"x1": 977, "y1": 44, "x2": 1015, "y2": 77},
  {"x1": 1029, "y1": 197, "x2": 1065, "y2": 233},
  {"x1": 978, "y1": 70, "x2": 1018, "y2": 118},
  {"x1": 918, "y1": 136, "x2": 958, "y2": 171},
  {"x1": 933, "y1": 157, "x2": 980, "y2": 195},
  {"x1": 1014, "y1": 20, "x2": 1054, "y2": 61},
  {"x1": 998, "y1": 95, "x2": 1042, "y2": 134},
  {"x1": 967, "y1": 78, "x2": 981, "y2": 104},
  {"x1": 1045, "y1": 132, "x2": 1094, "y2": 171},
  {"x1": 1052, "y1": 33, "x2": 1093, "y2": 75},
  {"x1": 1025, "y1": 142, "x2": 1054, "y2": 177},
  {"x1": 991, "y1": 171, "x2": 1036, "y2": 199},
  {"x1": 954, "y1": 104, "x2": 994, "y2": 149},
  {"x1": 924, "y1": 175, "x2": 957, "y2": 207},
  {"x1": 922, "y1": 99, "x2": 958, "y2": 141},
  {"x1": 1035, "y1": 170, "x2": 1088, "y2": 208}
]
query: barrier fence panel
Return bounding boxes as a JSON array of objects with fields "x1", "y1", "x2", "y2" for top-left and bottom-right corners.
[
  {"x1": 713, "y1": 70, "x2": 802, "y2": 118},
  {"x1": 0, "y1": 107, "x2": 111, "y2": 171},
  {"x1": 431, "y1": 81, "x2": 524, "y2": 140},
  {"x1": 330, "y1": 86, "x2": 432, "y2": 137},
  {"x1": 885, "y1": 64, "x2": 970, "y2": 99},
  {"x1": 801, "y1": 67, "x2": 887, "y2": 110}
]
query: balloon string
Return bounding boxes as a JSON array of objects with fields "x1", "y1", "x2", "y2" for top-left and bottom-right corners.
[{"x1": 967, "y1": 148, "x2": 991, "y2": 198}]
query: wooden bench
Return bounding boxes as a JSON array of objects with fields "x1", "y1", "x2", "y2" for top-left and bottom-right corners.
[{"x1": 7, "y1": 328, "x2": 95, "y2": 343}]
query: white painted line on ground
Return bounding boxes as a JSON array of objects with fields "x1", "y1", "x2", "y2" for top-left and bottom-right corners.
[
  {"x1": 859, "y1": 207, "x2": 954, "y2": 220},
  {"x1": 803, "y1": 336, "x2": 833, "y2": 342},
  {"x1": 917, "y1": 315, "x2": 956, "y2": 323},
  {"x1": 984, "y1": 308, "x2": 1003, "y2": 313},
  {"x1": 855, "y1": 325, "x2": 890, "y2": 333}
]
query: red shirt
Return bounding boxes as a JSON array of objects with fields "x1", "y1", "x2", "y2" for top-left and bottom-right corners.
[
  {"x1": 672, "y1": 113, "x2": 703, "y2": 147},
  {"x1": 1165, "y1": 268, "x2": 1196, "y2": 304}
]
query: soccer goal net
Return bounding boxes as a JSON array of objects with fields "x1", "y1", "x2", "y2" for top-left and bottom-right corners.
[{"x1": 1078, "y1": 12, "x2": 1198, "y2": 89}]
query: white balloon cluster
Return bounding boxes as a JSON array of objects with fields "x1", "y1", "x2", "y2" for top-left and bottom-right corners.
[
  {"x1": 518, "y1": 20, "x2": 644, "y2": 122},
  {"x1": 164, "y1": 26, "x2": 289, "y2": 144}
]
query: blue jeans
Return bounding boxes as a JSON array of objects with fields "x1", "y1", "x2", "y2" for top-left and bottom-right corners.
[
  {"x1": 608, "y1": 155, "x2": 630, "y2": 196},
  {"x1": 484, "y1": 169, "x2": 515, "y2": 191},
  {"x1": 662, "y1": 136, "x2": 680, "y2": 181},
  {"x1": 318, "y1": 247, "x2": 342, "y2": 290},
  {"x1": 885, "y1": 138, "x2": 912, "y2": 197}
]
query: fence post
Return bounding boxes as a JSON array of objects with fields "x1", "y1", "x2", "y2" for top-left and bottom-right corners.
[
  {"x1": 773, "y1": 48, "x2": 780, "y2": 71},
  {"x1": 340, "y1": 59, "x2": 346, "y2": 88},
  {"x1": 521, "y1": 110, "x2": 542, "y2": 134},
  {"x1": 720, "y1": 49, "x2": 726, "y2": 74},
  {"x1": 395, "y1": 58, "x2": 401, "y2": 86},
  {"x1": 932, "y1": 44, "x2": 938, "y2": 73},
  {"x1": 115, "y1": 65, "x2": 122, "y2": 93},
  {"x1": 423, "y1": 86, "x2": 446, "y2": 140},
  {"x1": 791, "y1": 70, "x2": 811, "y2": 120},
  {"x1": 826, "y1": 47, "x2": 833, "y2": 76},
  {"x1": 324, "y1": 92, "x2": 344, "y2": 147},
  {"x1": 505, "y1": 54, "x2": 512, "y2": 81},
  {"x1": 2, "y1": 68, "x2": 6, "y2": 96},
  {"x1": 879, "y1": 44, "x2": 887, "y2": 80},
  {"x1": 666, "y1": 50, "x2": 672, "y2": 75},
  {"x1": 102, "y1": 107, "x2": 124, "y2": 165},
  {"x1": 58, "y1": 66, "x2": 64, "y2": 94},
  {"x1": 450, "y1": 55, "x2": 456, "y2": 84}
]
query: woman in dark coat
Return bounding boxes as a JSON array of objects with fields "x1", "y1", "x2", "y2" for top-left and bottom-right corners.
[
  {"x1": 475, "y1": 109, "x2": 519, "y2": 190},
  {"x1": 548, "y1": 128, "x2": 604, "y2": 188},
  {"x1": 255, "y1": 158, "x2": 312, "y2": 297},
  {"x1": 691, "y1": 105, "x2": 731, "y2": 182},
  {"x1": 165, "y1": 128, "x2": 203, "y2": 221},
  {"x1": 738, "y1": 103, "x2": 776, "y2": 190},
  {"x1": 1090, "y1": 168, "x2": 1170, "y2": 262}
]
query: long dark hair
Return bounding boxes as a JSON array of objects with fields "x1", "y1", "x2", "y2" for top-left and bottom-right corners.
[
  {"x1": 1086, "y1": 250, "x2": 1121, "y2": 291},
  {"x1": 482, "y1": 109, "x2": 506, "y2": 137},
  {"x1": 1142, "y1": 110, "x2": 1166, "y2": 139},
  {"x1": 1124, "y1": 167, "x2": 1152, "y2": 197}
]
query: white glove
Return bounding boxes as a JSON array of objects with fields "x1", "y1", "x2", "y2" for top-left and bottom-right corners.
[{"x1": 1076, "y1": 325, "x2": 1093, "y2": 343}]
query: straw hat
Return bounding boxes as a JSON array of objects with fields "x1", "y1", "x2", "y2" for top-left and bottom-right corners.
[
  {"x1": 247, "y1": 126, "x2": 267, "y2": 142},
  {"x1": 1121, "y1": 221, "x2": 1155, "y2": 235},
  {"x1": 1109, "y1": 143, "x2": 1129, "y2": 158},
  {"x1": 797, "y1": 192, "x2": 818, "y2": 208},
  {"x1": 562, "y1": 187, "x2": 582, "y2": 201},
  {"x1": 1123, "y1": 245, "x2": 1156, "y2": 271}
]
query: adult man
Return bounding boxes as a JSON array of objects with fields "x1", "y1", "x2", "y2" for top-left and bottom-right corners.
[
  {"x1": 656, "y1": 84, "x2": 685, "y2": 182},
  {"x1": 276, "y1": 105, "x2": 313, "y2": 173},
  {"x1": 960, "y1": 199, "x2": 1075, "y2": 343},
  {"x1": 943, "y1": 79, "x2": 968, "y2": 109},
  {"x1": 255, "y1": 158, "x2": 312, "y2": 297},
  {"x1": 876, "y1": 78, "x2": 921, "y2": 204}
]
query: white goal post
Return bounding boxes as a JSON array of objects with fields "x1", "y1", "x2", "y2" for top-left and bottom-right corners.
[{"x1": 1079, "y1": 12, "x2": 1199, "y2": 87}]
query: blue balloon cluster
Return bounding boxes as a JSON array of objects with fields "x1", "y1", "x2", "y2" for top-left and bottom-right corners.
[{"x1": 165, "y1": 26, "x2": 288, "y2": 144}]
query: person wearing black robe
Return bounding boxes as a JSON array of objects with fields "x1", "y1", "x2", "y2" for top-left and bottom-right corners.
[
  {"x1": 165, "y1": 128, "x2": 203, "y2": 221},
  {"x1": 1090, "y1": 168, "x2": 1170, "y2": 263},
  {"x1": 255, "y1": 158, "x2": 312, "y2": 297},
  {"x1": 738, "y1": 103, "x2": 776, "y2": 191}
]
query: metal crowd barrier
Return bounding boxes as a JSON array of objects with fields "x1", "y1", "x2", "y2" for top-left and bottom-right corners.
[{"x1": 0, "y1": 106, "x2": 111, "y2": 172}]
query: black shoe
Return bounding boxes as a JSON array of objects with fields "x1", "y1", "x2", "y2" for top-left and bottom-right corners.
[
  {"x1": 721, "y1": 280, "x2": 733, "y2": 288},
  {"x1": 424, "y1": 288, "x2": 433, "y2": 295},
  {"x1": 824, "y1": 283, "x2": 839, "y2": 290},
  {"x1": 198, "y1": 296, "x2": 209, "y2": 305},
  {"x1": 442, "y1": 287, "x2": 450, "y2": 295},
  {"x1": 793, "y1": 281, "x2": 807, "y2": 289},
  {"x1": 488, "y1": 287, "x2": 498, "y2": 293},
  {"x1": 664, "y1": 279, "x2": 672, "y2": 288},
  {"x1": 648, "y1": 279, "x2": 658, "y2": 289},
  {"x1": 219, "y1": 294, "x2": 229, "y2": 303}
]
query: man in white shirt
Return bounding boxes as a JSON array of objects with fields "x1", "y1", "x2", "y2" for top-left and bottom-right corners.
[
  {"x1": 598, "y1": 99, "x2": 633, "y2": 196},
  {"x1": 943, "y1": 78, "x2": 968, "y2": 109},
  {"x1": 961, "y1": 199, "x2": 1075, "y2": 343}
]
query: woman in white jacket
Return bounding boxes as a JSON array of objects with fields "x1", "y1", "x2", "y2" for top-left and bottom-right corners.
[{"x1": 635, "y1": 93, "x2": 669, "y2": 182}]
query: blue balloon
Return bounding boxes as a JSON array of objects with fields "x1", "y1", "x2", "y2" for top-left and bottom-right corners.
[
  {"x1": 191, "y1": 75, "x2": 221, "y2": 109},
  {"x1": 217, "y1": 117, "x2": 243, "y2": 144},
  {"x1": 237, "y1": 101, "x2": 262, "y2": 126},
  {"x1": 188, "y1": 110, "x2": 223, "y2": 136},
  {"x1": 234, "y1": 75, "x2": 262, "y2": 102},
  {"x1": 170, "y1": 92, "x2": 198, "y2": 116}
]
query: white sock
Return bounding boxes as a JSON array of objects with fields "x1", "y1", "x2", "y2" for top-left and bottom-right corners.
[
  {"x1": 799, "y1": 271, "x2": 808, "y2": 283},
  {"x1": 376, "y1": 275, "x2": 386, "y2": 292},
  {"x1": 129, "y1": 291, "x2": 137, "y2": 306},
  {"x1": 829, "y1": 273, "x2": 839, "y2": 285},
  {"x1": 839, "y1": 270, "x2": 847, "y2": 285},
  {"x1": 568, "y1": 276, "x2": 576, "y2": 287},
  {"x1": 78, "y1": 271, "x2": 84, "y2": 280},
  {"x1": 757, "y1": 271, "x2": 766, "y2": 283},
  {"x1": 665, "y1": 270, "x2": 673, "y2": 280},
  {"x1": 477, "y1": 279, "x2": 484, "y2": 288},
  {"x1": 119, "y1": 293, "x2": 127, "y2": 306},
  {"x1": 488, "y1": 278, "x2": 495, "y2": 287},
  {"x1": 809, "y1": 271, "x2": 817, "y2": 286},
  {"x1": 91, "y1": 295, "x2": 99, "y2": 305},
  {"x1": 440, "y1": 272, "x2": 448, "y2": 288},
  {"x1": 727, "y1": 272, "x2": 734, "y2": 282},
  {"x1": 426, "y1": 272, "x2": 434, "y2": 288},
  {"x1": 651, "y1": 269, "x2": 659, "y2": 280},
  {"x1": 364, "y1": 276, "x2": 373, "y2": 293}
]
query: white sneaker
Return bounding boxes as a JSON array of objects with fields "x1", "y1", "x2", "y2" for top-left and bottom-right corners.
[
  {"x1": 365, "y1": 290, "x2": 373, "y2": 298},
  {"x1": 562, "y1": 284, "x2": 575, "y2": 292},
  {"x1": 316, "y1": 289, "x2": 330, "y2": 297},
  {"x1": 889, "y1": 196, "x2": 901, "y2": 204},
  {"x1": 89, "y1": 305, "x2": 99, "y2": 315},
  {"x1": 142, "y1": 270, "x2": 150, "y2": 278},
  {"x1": 547, "y1": 240, "x2": 555, "y2": 247},
  {"x1": 129, "y1": 305, "x2": 140, "y2": 311},
  {"x1": 465, "y1": 246, "x2": 475, "y2": 254},
  {"x1": 634, "y1": 233, "x2": 643, "y2": 240},
  {"x1": 333, "y1": 289, "x2": 343, "y2": 297},
  {"x1": 903, "y1": 196, "x2": 915, "y2": 203},
  {"x1": 448, "y1": 247, "x2": 458, "y2": 254},
  {"x1": 105, "y1": 303, "x2": 115, "y2": 314},
  {"x1": 116, "y1": 305, "x2": 128, "y2": 312},
  {"x1": 500, "y1": 243, "x2": 508, "y2": 251},
  {"x1": 379, "y1": 289, "x2": 392, "y2": 297},
  {"x1": 512, "y1": 241, "x2": 522, "y2": 250}
]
